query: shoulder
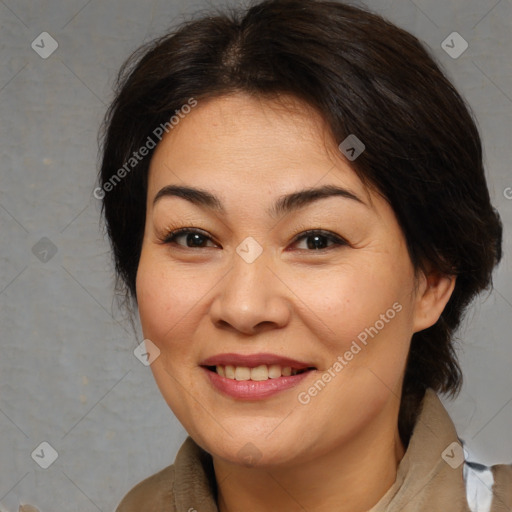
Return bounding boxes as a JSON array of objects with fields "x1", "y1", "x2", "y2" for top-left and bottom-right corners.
[
  {"x1": 464, "y1": 459, "x2": 512, "y2": 511},
  {"x1": 114, "y1": 436, "x2": 217, "y2": 512},
  {"x1": 490, "y1": 463, "x2": 512, "y2": 508},
  {"x1": 115, "y1": 464, "x2": 176, "y2": 512}
]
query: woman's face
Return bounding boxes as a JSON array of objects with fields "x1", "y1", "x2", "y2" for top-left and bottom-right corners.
[{"x1": 136, "y1": 93, "x2": 441, "y2": 467}]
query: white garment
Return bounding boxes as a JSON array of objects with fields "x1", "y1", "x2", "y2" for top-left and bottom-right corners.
[{"x1": 463, "y1": 441, "x2": 495, "y2": 512}]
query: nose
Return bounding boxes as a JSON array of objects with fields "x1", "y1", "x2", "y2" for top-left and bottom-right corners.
[{"x1": 208, "y1": 247, "x2": 292, "y2": 335}]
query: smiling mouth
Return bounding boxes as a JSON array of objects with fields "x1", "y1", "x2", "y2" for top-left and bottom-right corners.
[{"x1": 203, "y1": 364, "x2": 316, "y2": 381}]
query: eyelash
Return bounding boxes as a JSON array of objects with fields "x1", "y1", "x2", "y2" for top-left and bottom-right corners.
[{"x1": 159, "y1": 227, "x2": 349, "y2": 252}]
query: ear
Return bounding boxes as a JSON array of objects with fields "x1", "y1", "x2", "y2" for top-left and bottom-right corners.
[{"x1": 412, "y1": 269, "x2": 456, "y2": 333}]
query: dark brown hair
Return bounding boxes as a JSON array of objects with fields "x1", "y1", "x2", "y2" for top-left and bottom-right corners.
[{"x1": 98, "y1": 0, "x2": 502, "y2": 444}]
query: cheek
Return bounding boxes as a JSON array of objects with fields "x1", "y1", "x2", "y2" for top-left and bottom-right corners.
[
  {"x1": 297, "y1": 260, "x2": 410, "y2": 345},
  {"x1": 300, "y1": 270, "x2": 413, "y2": 408},
  {"x1": 135, "y1": 250, "x2": 209, "y2": 344}
]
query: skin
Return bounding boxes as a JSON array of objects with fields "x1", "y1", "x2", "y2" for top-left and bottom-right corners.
[{"x1": 136, "y1": 93, "x2": 455, "y2": 512}]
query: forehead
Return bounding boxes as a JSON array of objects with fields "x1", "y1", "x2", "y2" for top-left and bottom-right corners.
[{"x1": 147, "y1": 93, "x2": 372, "y2": 207}]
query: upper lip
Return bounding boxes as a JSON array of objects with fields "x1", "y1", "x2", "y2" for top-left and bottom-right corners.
[{"x1": 200, "y1": 353, "x2": 315, "y2": 370}]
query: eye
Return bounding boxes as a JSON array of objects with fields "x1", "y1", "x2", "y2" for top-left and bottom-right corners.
[
  {"x1": 161, "y1": 228, "x2": 218, "y2": 248},
  {"x1": 290, "y1": 229, "x2": 348, "y2": 251},
  {"x1": 160, "y1": 227, "x2": 348, "y2": 251}
]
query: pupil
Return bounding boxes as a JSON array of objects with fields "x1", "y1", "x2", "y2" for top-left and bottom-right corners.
[
  {"x1": 188, "y1": 233, "x2": 205, "y2": 247},
  {"x1": 307, "y1": 235, "x2": 327, "y2": 250}
]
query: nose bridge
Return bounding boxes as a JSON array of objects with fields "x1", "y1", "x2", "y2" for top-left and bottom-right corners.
[{"x1": 210, "y1": 238, "x2": 290, "y2": 333}]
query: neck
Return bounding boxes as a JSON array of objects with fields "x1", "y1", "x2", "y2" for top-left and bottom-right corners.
[{"x1": 212, "y1": 406, "x2": 405, "y2": 512}]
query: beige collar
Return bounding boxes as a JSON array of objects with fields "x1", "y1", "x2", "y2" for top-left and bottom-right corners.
[
  {"x1": 369, "y1": 389, "x2": 470, "y2": 511},
  {"x1": 173, "y1": 389, "x2": 471, "y2": 511}
]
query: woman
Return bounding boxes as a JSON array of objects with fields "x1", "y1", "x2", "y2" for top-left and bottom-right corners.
[{"x1": 97, "y1": 0, "x2": 510, "y2": 510}]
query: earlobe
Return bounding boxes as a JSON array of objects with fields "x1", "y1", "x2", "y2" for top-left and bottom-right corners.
[{"x1": 412, "y1": 271, "x2": 456, "y2": 333}]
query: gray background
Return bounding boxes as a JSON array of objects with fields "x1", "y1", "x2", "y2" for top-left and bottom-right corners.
[{"x1": 0, "y1": 0, "x2": 511, "y2": 511}]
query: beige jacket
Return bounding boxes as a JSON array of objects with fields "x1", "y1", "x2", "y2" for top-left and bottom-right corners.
[{"x1": 116, "y1": 390, "x2": 512, "y2": 511}]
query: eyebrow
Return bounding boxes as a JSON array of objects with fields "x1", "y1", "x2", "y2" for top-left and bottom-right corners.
[{"x1": 153, "y1": 184, "x2": 367, "y2": 218}]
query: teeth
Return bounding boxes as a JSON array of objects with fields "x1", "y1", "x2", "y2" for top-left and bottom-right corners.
[
  {"x1": 268, "y1": 364, "x2": 282, "y2": 379},
  {"x1": 215, "y1": 364, "x2": 307, "y2": 380},
  {"x1": 225, "y1": 365, "x2": 235, "y2": 379},
  {"x1": 251, "y1": 365, "x2": 269, "y2": 381},
  {"x1": 234, "y1": 366, "x2": 251, "y2": 381}
]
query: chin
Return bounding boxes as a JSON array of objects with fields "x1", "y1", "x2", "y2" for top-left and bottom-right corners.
[{"x1": 194, "y1": 427, "x2": 307, "y2": 469}]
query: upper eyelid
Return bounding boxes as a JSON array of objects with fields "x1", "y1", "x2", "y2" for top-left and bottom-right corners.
[
  {"x1": 289, "y1": 230, "x2": 349, "y2": 249},
  {"x1": 163, "y1": 227, "x2": 218, "y2": 245},
  {"x1": 291, "y1": 229, "x2": 346, "y2": 242}
]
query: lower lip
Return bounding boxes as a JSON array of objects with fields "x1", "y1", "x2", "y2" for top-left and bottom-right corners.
[{"x1": 202, "y1": 367, "x2": 314, "y2": 400}]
